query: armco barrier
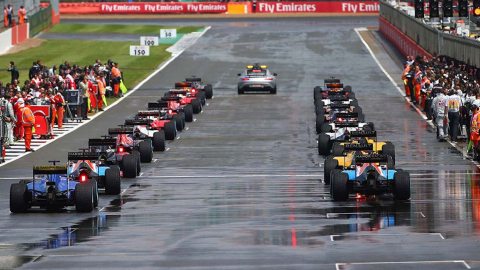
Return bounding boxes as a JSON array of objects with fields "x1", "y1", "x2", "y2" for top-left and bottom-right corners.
[{"x1": 379, "y1": 16, "x2": 432, "y2": 58}]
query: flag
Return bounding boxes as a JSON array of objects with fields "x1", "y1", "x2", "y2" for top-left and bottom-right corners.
[{"x1": 120, "y1": 80, "x2": 127, "y2": 94}]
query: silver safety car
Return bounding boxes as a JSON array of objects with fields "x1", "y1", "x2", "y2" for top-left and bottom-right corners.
[{"x1": 237, "y1": 64, "x2": 277, "y2": 94}]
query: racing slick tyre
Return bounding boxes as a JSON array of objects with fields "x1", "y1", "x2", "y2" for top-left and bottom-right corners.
[
  {"x1": 75, "y1": 183, "x2": 94, "y2": 213},
  {"x1": 191, "y1": 99, "x2": 201, "y2": 114},
  {"x1": 173, "y1": 114, "x2": 184, "y2": 131},
  {"x1": 367, "y1": 122, "x2": 375, "y2": 131},
  {"x1": 347, "y1": 92, "x2": 355, "y2": 99},
  {"x1": 382, "y1": 141, "x2": 395, "y2": 165},
  {"x1": 316, "y1": 115, "x2": 325, "y2": 133},
  {"x1": 324, "y1": 156, "x2": 338, "y2": 185},
  {"x1": 314, "y1": 92, "x2": 323, "y2": 101},
  {"x1": 164, "y1": 92, "x2": 171, "y2": 97},
  {"x1": 394, "y1": 171, "x2": 411, "y2": 200},
  {"x1": 204, "y1": 84, "x2": 213, "y2": 99},
  {"x1": 184, "y1": 105, "x2": 194, "y2": 122},
  {"x1": 314, "y1": 86, "x2": 322, "y2": 96},
  {"x1": 321, "y1": 123, "x2": 333, "y2": 133},
  {"x1": 387, "y1": 155, "x2": 394, "y2": 170},
  {"x1": 105, "y1": 166, "x2": 121, "y2": 195},
  {"x1": 87, "y1": 180, "x2": 99, "y2": 208},
  {"x1": 350, "y1": 99, "x2": 358, "y2": 107},
  {"x1": 197, "y1": 91, "x2": 206, "y2": 106},
  {"x1": 153, "y1": 131, "x2": 166, "y2": 151},
  {"x1": 164, "y1": 121, "x2": 177, "y2": 140},
  {"x1": 318, "y1": 133, "x2": 332, "y2": 155},
  {"x1": 332, "y1": 142, "x2": 344, "y2": 156},
  {"x1": 10, "y1": 183, "x2": 28, "y2": 213},
  {"x1": 270, "y1": 86, "x2": 277, "y2": 95},
  {"x1": 139, "y1": 140, "x2": 153, "y2": 163},
  {"x1": 238, "y1": 87, "x2": 244, "y2": 95},
  {"x1": 353, "y1": 106, "x2": 363, "y2": 116},
  {"x1": 344, "y1": 85, "x2": 353, "y2": 93},
  {"x1": 315, "y1": 103, "x2": 324, "y2": 116},
  {"x1": 331, "y1": 170, "x2": 349, "y2": 201},
  {"x1": 122, "y1": 154, "x2": 138, "y2": 178},
  {"x1": 132, "y1": 150, "x2": 141, "y2": 174}
]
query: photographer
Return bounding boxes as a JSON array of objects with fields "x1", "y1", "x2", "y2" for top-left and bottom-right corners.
[
  {"x1": 1, "y1": 94, "x2": 16, "y2": 149},
  {"x1": 7, "y1": 61, "x2": 19, "y2": 85}
]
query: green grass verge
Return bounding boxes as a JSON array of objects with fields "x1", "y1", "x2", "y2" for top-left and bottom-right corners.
[
  {"x1": 0, "y1": 39, "x2": 171, "y2": 90},
  {"x1": 48, "y1": 24, "x2": 203, "y2": 35}
]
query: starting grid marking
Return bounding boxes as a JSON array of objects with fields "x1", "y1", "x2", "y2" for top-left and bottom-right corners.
[{"x1": 335, "y1": 260, "x2": 470, "y2": 270}]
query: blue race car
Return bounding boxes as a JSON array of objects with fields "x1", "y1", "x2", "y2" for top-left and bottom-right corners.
[
  {"x1": 10, "y1": 163, "x2": 97, "y2": 213},
  {"x1": 69, "y1": 149, "x2": 121, "y2": 196},
  {"x1": 330, "y1": 154, "x2": 410, "y2": 201}
]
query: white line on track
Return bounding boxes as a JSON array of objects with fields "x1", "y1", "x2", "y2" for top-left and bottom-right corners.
[
  {"x1": 336, "y1": 260, "x2": 470, "y2": 269},
  {"x1": 144, "y1": 174, "x2": 322, "y2": 179},
  {"x1": 326, "y1": 212, "x2": 425, "y2": 218},
  {"x1": 330, "y1": 233, "x2": 444, "y2": 241},
  {"x1": 354, "y1": 28, "x2": 479, "y2": 168},
  {"x1": 0, "y1": 26, "x2": 212, "y2": 169}
]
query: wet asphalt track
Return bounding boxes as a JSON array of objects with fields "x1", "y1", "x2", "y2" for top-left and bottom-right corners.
[{"x1": 0, "y1": 16, "x2": 479, "y2": 269}]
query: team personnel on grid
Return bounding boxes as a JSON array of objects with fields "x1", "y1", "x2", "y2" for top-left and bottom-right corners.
[
  {"x1": 433, "y1": 88, "x2": 447, "y2": 142},
  {"x1": 470, "y1": 104, "x2": 480, "y2": 160},
  {"x1": 1, "y1": 94, "x2": 16, "y2": 148},
  {"x1": 446, "y1": 89, "x2": 463, "y2": 143}
]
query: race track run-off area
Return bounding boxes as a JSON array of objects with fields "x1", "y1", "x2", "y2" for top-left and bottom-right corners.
[{"x1": 0, "y1": 16, "x2": 479, "y2": 270}]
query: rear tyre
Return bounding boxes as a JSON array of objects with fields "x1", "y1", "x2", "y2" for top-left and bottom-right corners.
[
  {"x1": 184, "y1": 105, "x2": 193, "y2": 122},
  {"x1": 122, "y1": 154, "x2": 137, "y2": 178},
  {"x1": 367, "y1": 122, "x2": 375, "y2": 131},
  {"x1": 321, "y1": 123, "x2": 333, "y2": 133},
  {"x1": 394, "y1": 171, "x2": 411, "y2": 200},
  {"x1": 382, "y1": 141, "x2": 395, "y2": 165},
  {"x1": 75, "y1": 183, "x2": 94, "y2": 213},
  {"x1": 314, "y1": 86, "x2": 322, "y2": 96},
  {"x1": 347, "y1": 92, "x2": 355, "y2": 99},
  {"x1": 164, "y1": 92, "x2": 171, "y2": 97},
  {"x1": 331, "y1": 170, "x2": 349, "y2": 201},
  {"x1": 324, "y1": 157, "x2": 338, "y2": 185},
  {"x1": 316, "y1": 115, "x2": 325, "y2": 134},
  {"x1": 238, "y1": 87, "x2": 244, "y2": 95},
  {"x1": 164, "y1": 121, "x2": 176, "y2": 140},
  {"x1": 318, "y1": 133, "x2": 332, "y2": 155},
  {"x1": 105, "y1": 166, "x2": 121, "y2": 195},
  {"x1": 204, "y1": 84, "x2": 213, "y2": 99},
  {"x1": 173, "y1": 114, "x2": 184, "y2": 131},
  {"x1": 191, "y1": 99, "x2": 201, "y2": 114},
  {"x1": 87, "y1": 180, "x2": 99, "y2": 208},
  {"x1": 270, "y1": 86, "x2": 277, "y2": 94},
  {"x1": 350, "y1": 99, "x2": 358, "y2": 107},
  {"x1": 332, "y1": 142, "x2": 344, "y2": 156},
  {"x1": 344, "y1": 85, "x2": 352, "y2": 93},
  {"x1": 131, "y1": 150, "x2": 141, "y2": 174},
  {"x1": 153, "y1": 131, "x2": 166, "y2": 151},
  {"x1": 139, "y1": 140, "x2": 153, "y2": 163},
  {"x1": 10, "y1": 183, "x2": 28, "y2": 213}
]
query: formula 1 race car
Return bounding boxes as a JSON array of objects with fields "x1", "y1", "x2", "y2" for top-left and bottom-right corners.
[
  {"x1": 185, "y1": 76, "x2": 214, "y2": 99},
  {"x1": 317, "y1": 113, "x2": 374, "y2": 155},
  {"x1": 124, "y1": 118, "x2": 166, "y2": 152},
  {"x1": 330, "y1": 154, "x2": 410, "y2": 201},
  {"x1": 141, "y1": 108, "x2": 178, "y2": 140},
  {"x1": 323, "y1": 131, "x2": 395, "y2": 184},
  {"x1": 89, "y1": 137, "x2": 139, "y2": 179},
  {"x1": 10, "y1": 162, "x2": 97, "y2": 213},
  {"x1": 314, "y1": 79, "x2": 354, "y2": 101},
  {"x1": 164, "y1": 89, "x2": 202, "y2": 114},
  {"x1": 315, "y1": 92, "x2": 359, "y2": 116},
  {"x1": 316, "y1": 104, "x2": 363, "y2": 133},
  {"x1": 237, "y1": 64, "x2": 277, "y2": 94},
  {"x1": 108, "y1": 128, "x2": 145, "y2": 178},
  {"x1": 174, "y1": 82, "x2": 206, "y2": 106}
]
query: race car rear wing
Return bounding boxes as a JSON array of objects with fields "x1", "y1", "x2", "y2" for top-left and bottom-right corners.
[
  {"x1": 324, "y1": 78, "x2": 341, "y2": 84},
  {"x1": 88, "y1": 138, "x2": 116, "y2": 147},
  {"x1": 326, "y1": 83, "x2": 343, "y2": 89},
  {"x1": 335, "y1": 122, "x2": 359, "y2": 128},
  {"x1": 354, "y1": 154, "x2": 389, "y2": 164},
  {"x1": 68, "y1": 152, "x2": 102, "y2": 161},
  {"x1": 168, "y1": 90, "x2": 188, "y2": 95},
  {"x1": 185, "y1": 77, "x2": 202, "y2": 82},
  {"x1": 148, "y1": 102, "x2": 168, "y2": 110},
  {"x1": 124, "y1": 119, "x2": 153, "y2": 126},
  {"x1": 175, "y1": 82, "x2": 192, "y2": 89},
  {"x1": 161, "y1": 96, "x2": 182, "y2": 102},
  {"x1": 350, "y1": 130, "x2": 377, "y2": 137},
  {"x1": 33, "y1": 165, "x2": 68, "y2": 175},
  {"x1": 328, "y1": 96, "x2": 349, "y2": 101},
  {"x1": 335, "y1": 113, "x2": 358, "y2": 119},
  {"x1": 343, "y1": 143, "x2": 374, "y2": 151},
  {"x1": 137, "y1": 110, "x2": 161, "y2": 117},
  {"x1": 108, "y1": 127, "x2": 134, "y2": 135},
  {"x1": 329, "y1": 103, "x2": 351, "y2": 109}
]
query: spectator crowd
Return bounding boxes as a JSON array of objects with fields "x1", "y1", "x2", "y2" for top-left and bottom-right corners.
[
  {"x1": 401, "y1": 54, "x2": 480, "y2": 159},
  {"x1": 0, "y1": 58, "x2": 124, "y2": 154}
]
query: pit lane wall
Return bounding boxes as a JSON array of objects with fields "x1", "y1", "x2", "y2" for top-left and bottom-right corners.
[
  {"x1": 0, "y1": 23, "x2": 29, "y2": 55},
  {"x1": 380, "y1": 0, "x2": 480, "y2": 67},
  {"x1": 58, "y1": 2, "x2": 380, "y2": 15}
]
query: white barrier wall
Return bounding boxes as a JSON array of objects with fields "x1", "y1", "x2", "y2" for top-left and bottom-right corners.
[{"x1": 0, "y1": 29, "x2": 12, "y2": 55}]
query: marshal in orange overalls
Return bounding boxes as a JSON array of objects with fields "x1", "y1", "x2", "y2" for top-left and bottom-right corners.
[{"x1": 22, "y1": 105, "x2": 35, "y2": 151}]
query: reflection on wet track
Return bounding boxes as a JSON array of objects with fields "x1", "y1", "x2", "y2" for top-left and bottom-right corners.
[{"x1": 0, "y1": 16, "x2": 479, "y2": 269}]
